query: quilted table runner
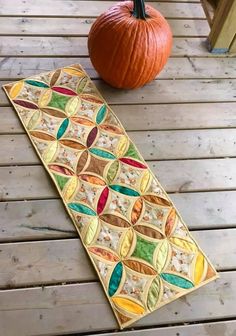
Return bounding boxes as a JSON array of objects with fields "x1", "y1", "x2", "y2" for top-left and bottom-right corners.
[{"x1": 3, "y1": 64, "x2": 218, "y2": 329}]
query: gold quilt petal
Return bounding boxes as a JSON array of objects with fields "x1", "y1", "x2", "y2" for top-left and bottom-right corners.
[
  {"x1": 63, "y1": 176, "x2": 78, "y2": 201},
  {"x1": 120, "y1": 228, "x2": 134, "y2": 258},
  {"x1": 43, "y1": 141, "x2": 58, "y2": 163},
  {"x1": 9, "y1": 81, "x2": 24, "y2": 99},
  {"x1": 112, "y1": 297, "x2": 145, "y2": 315},
  {"x1": 66, "y1": 96, "x2": 81, "y2": 117},
  {"x1": 84, "y1": 217, "x2": 99, "y2": 245}
]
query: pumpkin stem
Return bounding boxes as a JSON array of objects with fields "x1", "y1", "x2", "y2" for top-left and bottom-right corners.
[{"x1": 132, "y1": 0, "x2": 147, "y2": 20}]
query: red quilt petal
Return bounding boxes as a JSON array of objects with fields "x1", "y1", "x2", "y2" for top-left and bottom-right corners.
[
  {"x1": 52, "y1": 86, "x2": 77, "y2": 96},
  {"x1": 97, "y1": 187, "x2": 109, "y2": 214},
  {"x1": 119, "y1": 158, "x2": 147, "y2": 169},
  {"x1": 87, "y1": 127, "x2": 98, "y2": 147},
  {"x1": 13, "y1": 99, "x2": 38, "y2": 109}
]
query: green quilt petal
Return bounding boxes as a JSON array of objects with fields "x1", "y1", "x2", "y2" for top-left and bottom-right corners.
[
  {"x1": 68, "y1": 203, "x2": 96, "y2": 216},
  {"x1": 160, "y1": 273, "x2": 194, "y2": 289},
  {"x1": 107, "y1": 160, "x2": 119, "y2": 184},
  {"x1": 53, "y1": 173, "x2": 69, "y2": 190},
  {"x1": 96, "y1": 105, "x2": 107, "y2": 124},
  {"x1": 125, "y1": 142, "x2": 142, "y2": 161},
  {"x1": 57, "y1": 118, "x2": 69, "y2": 139},
  {"x1": 147, "y1": 277, "x2": 161, "y2": 311},
  {"x1": 89, "y1": 148, "x2": 116, "y2": 160},
  {"x1": 108, "y1": 262, "x2": 123, "y2": 297},
  {"x1": 25, "y1": 80, "x2": 49, "y2": 88},
  {"x1": 110, "y1": 184, "x2": 140, "y2": 197}
]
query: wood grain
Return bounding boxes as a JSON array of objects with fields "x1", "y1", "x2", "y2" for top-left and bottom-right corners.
[
  {"x1": 1, "y1": 79, "x2": 236, "y2": 106},
  {"x1": 0, "y1": 37, "x2": 215, "y2": 57},
  {"x1": 90, "y1": 321, "x2": 236, "y2": 336},
  {"x1": 0, "y1": 129, "x2": 236, "y2": 166},
  {"x1": 0, "y1": 272, "x2": 234, "y2": 335},
  {"x1": 0, "y1": 229, "x2": 233, "y2": 288},
  {"x1": 0, "y1": 18, "x2": 209, "y2": 37},
  {"x1": 2, "y1": 102, "x2": 236, "y2": 134},
  {"x1": 1, "y1": 190, "x2": 235, "y2": 241},
  {"x1": 0, "y1": 159, "x2": 236, "y2": 201},
  {"x1": 0, "y1": 0, "x2": 235, "y2": 334},
  {"x1": 1, "y1": 57, "x2": 236, "y2": 81},
  {"x1": 0, "y1": 1, "x2": 205, "y2": 18}
]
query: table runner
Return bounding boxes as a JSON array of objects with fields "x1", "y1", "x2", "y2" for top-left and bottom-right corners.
[{"x1": 3, "y1": 64, "x2": 218, "y2": 329}]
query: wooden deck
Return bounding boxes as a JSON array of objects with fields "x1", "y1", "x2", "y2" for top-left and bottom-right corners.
[{"x1": 0, "y1": 0, "x2": 236, "y2": 335}]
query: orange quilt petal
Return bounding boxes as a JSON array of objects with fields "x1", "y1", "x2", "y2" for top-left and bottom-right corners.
[
  {"x1": 30, "y1": 131, "x2": 55, "y2": 141},
  {"x1": 80, "y1": 94, "x2": 103, "y2": 104},
  {"x1": 131, "y1": 198, "x2": 143, "y2": 225},
  {"x1": 88, "y1": 246, "x2": 119, "y2": 262},
  {"x1": 165, "y1": 208, "x2": 177, "y2": 236},
  {"x1": 100, "y1": 214, "x2": 130, "y2": 228},
  {"x1": 59, "y1": 139, "x2": 86, "y2": 150},
  {"x1": 143, "y1": 195, "x2": 171, "y2": 207},
  {"x1": 79, "y1": 174, "x2": 106, "y2": 186},
  {"x1": 134, "y1": 224, "x2": 165, "y2": 240},
  {"x1": 123, "y1": 259, "x2": 157, "y2": 276},
  {"x1": 76, "y1": 150, "x2": 89, "y2": 175},
  {"x1": 41, "y1": 108, "x2": 66, "y2": 118},
  {"x1": 71, "y1": 116, "x2": 95, "y2": 126}
]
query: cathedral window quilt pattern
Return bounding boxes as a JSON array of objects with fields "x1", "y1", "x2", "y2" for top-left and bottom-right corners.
[{"x1": 3, "y1": 65, "x2": 218, "y2": 329}]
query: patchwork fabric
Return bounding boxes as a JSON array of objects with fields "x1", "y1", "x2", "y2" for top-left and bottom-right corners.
[{"x1": 3, "y1": 64, "x2": 218, "y2": 329}]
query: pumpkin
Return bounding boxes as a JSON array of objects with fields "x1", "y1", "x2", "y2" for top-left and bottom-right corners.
[{"x1": 88, "y1": 0, "x2": 172, "y2": 89}]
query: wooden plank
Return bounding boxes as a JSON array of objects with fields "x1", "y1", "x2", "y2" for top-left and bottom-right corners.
[
  {"x1": 0, "y1": 1, "x2": 206, "y2": 18},
  {"x1": 163, "y1": 57, "x2": 236, "y2": 79},
  {"x1": 1, "y1": 79, "x2": 236, "y2": 106},
  {"x1": 93, "y1": 320, "x2": 236, "y2": 336},
  {"x1": 0, "y1": 229, "x2": 234, "y2": 288},
  {"x1": 0, "y1": 37, "x2": 215, "y2": 57},
  {"x1": 1, "y1": 129, "x2": 236, "y2": 166},
  {"x1": 1, "y1": 57, "x2": 236, "y2": 81},
  {"x1": 1, "y1": 191, "x2": 235, "y2": 242},
  {"x1": 0, "y1": 159, "x2": 235, "y2": 201},
  {"x1": 0, "y1": 18, "x2": 209, "y2": 37},
  {"x1": 1, "y1": 102, "x2": 236, "y2": 135},
  {"x1": 209, "y1": 0, "x2": 236, "y2": 53},
  {"x1": 171, "y1": 191, "x2": 236, "y2": 229},
  {"x1": 0, "y1": 272, "x2": 234, "y2": 335},
  {"x1": 115, "y1": 102, "x2": 236, "y2": 130},
  {"x1": 0, "y1": 200, "x2": 75, "y2": 241},
  {"x1": 94, "y1": 78, "x2": 236, "y2": 104}
]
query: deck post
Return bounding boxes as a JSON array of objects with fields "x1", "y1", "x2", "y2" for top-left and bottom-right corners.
[{"x1": 207, "y1": 0, "x2": 236, "y2": 53}]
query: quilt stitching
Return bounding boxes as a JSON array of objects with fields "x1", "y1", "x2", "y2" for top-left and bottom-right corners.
[{"x1": 3, "y1": 64, "x2": 218, "y2": 329}]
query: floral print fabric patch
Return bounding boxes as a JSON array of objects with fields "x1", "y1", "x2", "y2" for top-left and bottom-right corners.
[{"x1": 3, "y1": 64, "x2": 218, "y2": 329}]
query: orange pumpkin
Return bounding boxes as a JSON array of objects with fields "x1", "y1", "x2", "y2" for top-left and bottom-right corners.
[{"x1": 88, "y1": 0, "x2": 172, "y2": 89}]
